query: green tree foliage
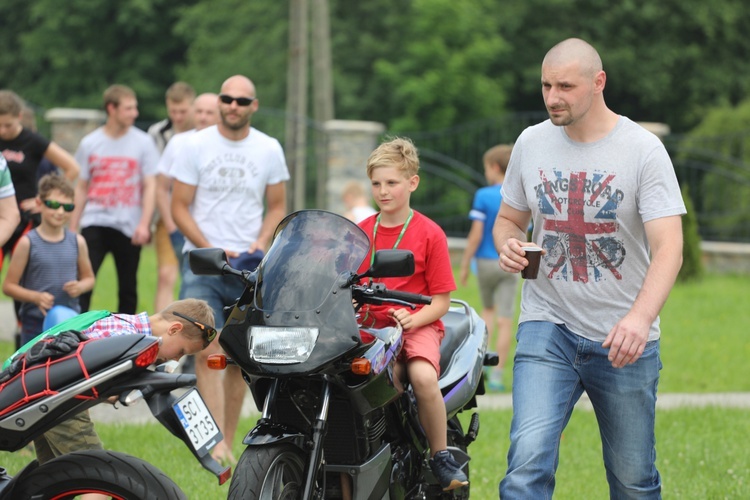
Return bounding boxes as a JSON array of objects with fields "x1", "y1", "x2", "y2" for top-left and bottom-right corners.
[
  {"x1": 679, "y1": 100, "x2": 750, "y2": 241},
  {"x1": 176, "y1": 0, "x2": 510, "y2": 132},
  {"x1": 678, "y1": 185, "x2": 704, "y2": 282},
  {"x1": 174, "y1": 0, "x2": 289, "y2": 109},
  {"x1": 3, "y1": 0, "x2": 750, "y2": 134},
  {"x1": 493, "y1": 0, "x2": 750, "y2": 132},
  {"x1": 342, "y1": 0, "x2": 510, "y2": 132},
  {"x1": 0, "y1": 0, "x2": 197, "y2": 120}
]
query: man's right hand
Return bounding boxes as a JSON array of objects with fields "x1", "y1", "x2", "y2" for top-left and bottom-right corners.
[
  {"x1": 36, "y1": 291, "x2": 55, "y2": 314},
  {"x1": 499, "y1": 238, "x2": 534, "y2": 274}
]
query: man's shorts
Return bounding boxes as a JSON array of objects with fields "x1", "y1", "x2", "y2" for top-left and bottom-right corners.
[
  {"x1": 476, "y1": 257, "x2": 520, "y2": 317},
  {"x1": 33, "y1": 409, "x2": 103, "y2": 464},
  {"x1": 155, "y1": 218, "x2": 178, "y2": 268},
  {"x1": 180, "y1": 258, "x2": 246, "y2": 326}
]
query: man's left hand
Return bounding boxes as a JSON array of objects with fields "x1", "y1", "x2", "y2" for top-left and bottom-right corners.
[
  {"x1": 131, "y1": 225, "x2": 151, "y2": 246},
  {"x1": 602, "y1": 313, "x2": 651, "y2": 368}
]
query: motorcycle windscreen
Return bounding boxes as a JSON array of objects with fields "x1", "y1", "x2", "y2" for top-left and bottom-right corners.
[{"x1": 254, "y1": 210, "x2": 371, "y2": 312}]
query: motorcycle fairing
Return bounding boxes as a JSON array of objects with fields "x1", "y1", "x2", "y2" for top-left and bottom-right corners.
[
  {"x1": 437, "y1": 301, "x2": 488, "y2": 416},
  {"x1": 219, "y1": 211, "x2": 373, "y2": 376}
]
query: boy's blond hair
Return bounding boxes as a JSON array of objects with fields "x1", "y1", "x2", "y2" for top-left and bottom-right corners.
[
  {"x1": 159, "y1": 298, "x2": 216, "y2": 346},
  {"x1": 483, "y1": 144, "x2": 513, "y2": 175},
  {"x1": 38, "y1": 174, "x2": 75, "y2": 200},
  {"x1": 366, "y1": 137, "x2": 420, "y2": 179}
]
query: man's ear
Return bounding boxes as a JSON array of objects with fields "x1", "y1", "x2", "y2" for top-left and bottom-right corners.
[{"x1": 594, "y1": 70, "x2": 607, "y2": 94}]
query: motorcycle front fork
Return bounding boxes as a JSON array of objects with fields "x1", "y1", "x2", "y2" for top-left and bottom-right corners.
[{"x1": 301, "y1": 380, "x2": 331, "y2": 500}]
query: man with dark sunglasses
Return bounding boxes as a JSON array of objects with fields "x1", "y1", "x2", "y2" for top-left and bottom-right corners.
[{"x1": 171, "y1": 74, "x2": 289, "y2": 464}]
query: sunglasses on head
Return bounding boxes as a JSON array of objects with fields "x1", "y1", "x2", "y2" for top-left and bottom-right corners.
[
  {"x1": 219, "y1": 94, "x2": 255, "y2": 106},
  {"x1": 172, "y1": 311, "x2": 217, "y2": 347},
  {"x1": 42, "y1": 199, "x2": 75, "y2": 212}
]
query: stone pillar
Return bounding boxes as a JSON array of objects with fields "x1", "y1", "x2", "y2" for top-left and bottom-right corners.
[
  {"x1": 44, "y1": 108, "x2": 106, "y2": 154},
  {"x1": 323, "y1": 120, "x2": 385, "y2": 214},
  {"x1": 638, "y1": 122, "x2": 670, "y2": 141}
]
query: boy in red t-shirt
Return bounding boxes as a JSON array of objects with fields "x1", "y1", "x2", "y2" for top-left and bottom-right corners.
[{"x1": 357, "y1": 137, "x2": 468, "y2": 492}]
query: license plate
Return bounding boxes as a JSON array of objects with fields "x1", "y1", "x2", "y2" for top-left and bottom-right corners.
[{"x1": 173, "y1": 388, "x2": 222, "y2": 454}]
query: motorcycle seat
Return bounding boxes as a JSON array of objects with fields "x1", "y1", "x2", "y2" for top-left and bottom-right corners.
[
  {"x1": 0, "y1": 336, "x2": 144, "y2": 418},
  {"x1": 439, "y1": 308, "x2": 471, "y2": 376}
]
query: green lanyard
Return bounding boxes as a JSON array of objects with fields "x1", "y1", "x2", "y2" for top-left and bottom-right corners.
[{"x1": 370, "y1": 209, "x2": 413, "y2": 266}]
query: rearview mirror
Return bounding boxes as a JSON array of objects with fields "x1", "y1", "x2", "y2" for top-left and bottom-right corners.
[
  {"x1": 189, "y1": 248, "x2": 230, "y2": 276},
  {"x1": 361, "y1": 249, "x2": 415, "y2": 279}
]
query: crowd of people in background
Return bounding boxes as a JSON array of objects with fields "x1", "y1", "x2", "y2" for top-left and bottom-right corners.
[{"x1": 0, "y1": 77, "x2": 288, "y2": 465}]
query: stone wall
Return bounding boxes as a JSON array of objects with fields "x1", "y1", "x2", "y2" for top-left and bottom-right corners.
[
  {"x1": 44, "y1": 108, "x2": 106, "y2": 154},
  {"x1": 448, "y1": 238, "x2": 750, "y2": 275}
]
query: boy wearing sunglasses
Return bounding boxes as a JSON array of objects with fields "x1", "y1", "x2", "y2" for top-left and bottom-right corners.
[
  {"x1": 2, "y1": 173, "x2": 95, "y2": 345},
  {"x1": 26, "y1": 297, "x2": 217, "y2": 466}
]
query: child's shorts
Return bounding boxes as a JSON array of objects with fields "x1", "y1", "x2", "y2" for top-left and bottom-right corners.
[
  {"x1": 33, "y1": 409, "x2": 103, "y2": 464},
  {"x1": 399, "y1": 323, "x2": 445, "y2": 376}
]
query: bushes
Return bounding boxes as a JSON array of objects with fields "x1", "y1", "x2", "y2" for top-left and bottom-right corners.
[{"x1": 678, "y1": 184, "x2": 704, "y2": 282}]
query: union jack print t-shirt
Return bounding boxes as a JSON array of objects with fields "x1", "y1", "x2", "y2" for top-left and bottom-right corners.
[{"x1": 501, "y1": 116, "x2": 685, "y2": 341}]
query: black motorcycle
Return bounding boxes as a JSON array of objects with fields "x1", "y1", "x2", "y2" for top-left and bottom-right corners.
[
  {"x1": 0, "y1": 333, "x2": 230, "y2": 499},
  {"x1": 190, "y1": 209, "x2": 495, "y2": 499}
]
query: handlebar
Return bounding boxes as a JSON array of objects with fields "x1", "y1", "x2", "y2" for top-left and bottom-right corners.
[
  {"x1": 382, "y1": 288, "x2": 432, "y2": 305},
  {"x1": 353, "y1": 282, "x2": 432, "y2": 307}
]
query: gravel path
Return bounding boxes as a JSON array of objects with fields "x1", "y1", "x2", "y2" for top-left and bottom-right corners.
[{"x1": 87, "y1": 389, "x2": 750, "y2": 426}]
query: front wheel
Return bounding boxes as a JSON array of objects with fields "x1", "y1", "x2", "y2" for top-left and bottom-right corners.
[
  {"x1": 11, "y1": 449, "x2": 186, "y2": 499},
  {"x1": 228, "y1": 444, "x2": 306, "y2": 500}
]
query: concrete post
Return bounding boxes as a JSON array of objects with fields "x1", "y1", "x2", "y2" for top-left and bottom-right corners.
[
  {"x1": 639, "y1": 122, "x2": 670, "y2": 141},
  {"x1": 44, "y1": 108, "x2": 106, "y2": 154},
  {"x1": 323, "y1": 120, "x2": 385, "y2": 214}
]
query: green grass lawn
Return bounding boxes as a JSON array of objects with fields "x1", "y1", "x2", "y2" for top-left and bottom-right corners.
[
  {"x1": 2, "y1": 245, "x2": 749, "y2": 497},
  {"x1": 0, "y1": 408, "x2": 747, "y2": 499}
]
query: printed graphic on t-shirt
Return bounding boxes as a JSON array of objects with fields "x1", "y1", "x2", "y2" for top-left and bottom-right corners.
[
  {"x1": 203, "y1": 153, "x2": 261, "y2": 195},
  {"x1": 87, "y1": 155, "x2": 141, "y2": 207},
  {"x1": 535, "y1": 169, "x2": 626, "y2": 283},
  {"x1": 2, "y1": 149, "x2": 25, "y2": 164}
]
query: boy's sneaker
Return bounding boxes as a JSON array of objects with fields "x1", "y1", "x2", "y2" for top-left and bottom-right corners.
[
  {"x1": 429, "y1": 450, "x2": 469, "y2": 491},
  {"x1": 488, "y1": 379, "x2": 506, "y2": 392},
  {"x1": 487, "y1": 369, "x2": 505, "y2": 392}
]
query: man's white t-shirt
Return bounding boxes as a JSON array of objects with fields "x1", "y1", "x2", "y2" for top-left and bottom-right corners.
[
  {"x1": 171, "y1": 125, "x2": 289, "y2": 253},
  {"x1": 157, "y1": 129, "x2": 196, "y2": 177},
  {"x1": 74, "y1": 127, "x2": 160, "y2": 238}
]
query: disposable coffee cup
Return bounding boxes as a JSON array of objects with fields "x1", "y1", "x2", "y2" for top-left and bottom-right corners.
[{"x1": 521, "y1": 247, "x2": 542, "y2": 279}]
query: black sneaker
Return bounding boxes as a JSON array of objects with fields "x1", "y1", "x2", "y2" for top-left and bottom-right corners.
[{"x1": 429, "y1": 450, "x2": 469, "y2": 491}]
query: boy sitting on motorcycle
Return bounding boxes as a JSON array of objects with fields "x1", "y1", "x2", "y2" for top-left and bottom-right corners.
[
  {"x1": 29, "y1": 298, "x2": 215, "y2": 467},
  {"x1": 356, "y1": 137, "x2": 468, "y2": 492}
]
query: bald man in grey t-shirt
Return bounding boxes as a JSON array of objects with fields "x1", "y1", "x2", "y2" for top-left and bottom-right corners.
[{"x1": 494, "y1": 38, "x2": 685, "y2": 499}]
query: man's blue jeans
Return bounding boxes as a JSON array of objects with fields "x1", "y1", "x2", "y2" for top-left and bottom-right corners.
[
  {"x1": 500, "y1": 321, "x2": 662, "y2": 499},
  {"x1": 180, "y1": 257, "x2": 246, "y2": 325}
]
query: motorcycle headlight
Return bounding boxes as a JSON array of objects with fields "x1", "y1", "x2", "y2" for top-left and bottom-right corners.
[{"x1": 249, "y1": 327, "x2": 319, "y2": 364}]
